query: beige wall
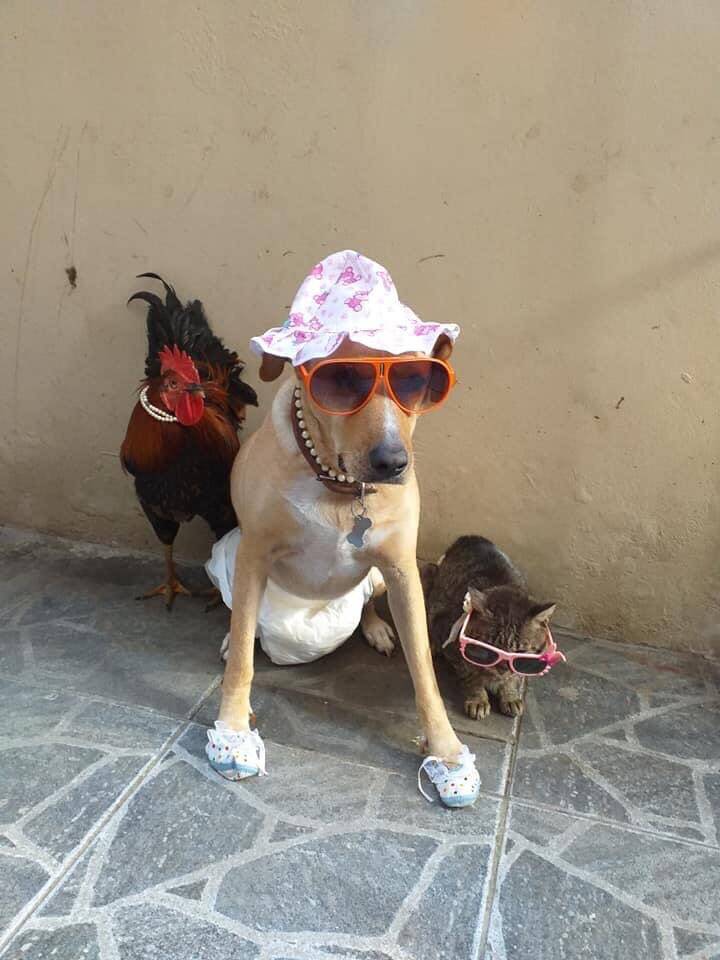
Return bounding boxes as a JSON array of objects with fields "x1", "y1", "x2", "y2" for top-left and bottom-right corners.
[{"x1": 1, "y1": 1, "x2": 718, "y2": 654}]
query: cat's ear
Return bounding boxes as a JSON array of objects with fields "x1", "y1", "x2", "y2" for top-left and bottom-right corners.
[
  {"x1": 420, "y1": 561, "x2": 439, "y2": 596},
  {"x1": 464, "y1": 587, "x2": 490, "y2": 615},
  {"x1": 529, "y1": 602, "x2": 556, "y2": 628}
]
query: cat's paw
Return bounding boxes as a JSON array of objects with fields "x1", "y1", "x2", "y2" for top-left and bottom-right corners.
[
  {"x1": 499, "y1": 697, "x2": 524, "y2": 718},
  {"x1": 465, "y1": 691, "x2": 491, "y2": 720}
]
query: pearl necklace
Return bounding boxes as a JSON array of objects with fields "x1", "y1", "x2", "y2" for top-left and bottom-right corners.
[
  {"x1": 139, "y1": 385, "x2": 177, "y2": 423},
  {"x1": 293, "y1": 387, "x2": 355, "y2": 484}
]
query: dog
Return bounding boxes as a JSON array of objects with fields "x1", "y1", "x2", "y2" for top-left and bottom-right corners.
[{"x1": 207, "y1": 251, "x2": 479, "y2": 806}]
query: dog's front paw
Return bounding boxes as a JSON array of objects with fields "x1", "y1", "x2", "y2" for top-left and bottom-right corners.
[
  {"x1": 362, "y1": 620, "x2": 396, "y2": 657},
  {"x1": 499, "y1": 696, "x2": 524, "y2": 718},
  {"x1": 219, "y1": 631, "x2": 230, "y2": 662},
  {"x1": 465, "y1": 690, "x2": 491, "y2": 720}
]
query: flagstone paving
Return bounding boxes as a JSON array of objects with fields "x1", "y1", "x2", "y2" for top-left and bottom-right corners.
[{"x1": 1, "y1": 527, "x2": 718, "y2": 959}]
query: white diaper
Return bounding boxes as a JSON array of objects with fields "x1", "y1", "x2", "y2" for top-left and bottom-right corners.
[{"x1": 206, "y1": 528, "x2": 376, "y2": 665}]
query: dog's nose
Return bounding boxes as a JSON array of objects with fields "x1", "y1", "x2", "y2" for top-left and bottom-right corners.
[{"x1": 368, "y1": 442, "x2": 409, "y2": 480}]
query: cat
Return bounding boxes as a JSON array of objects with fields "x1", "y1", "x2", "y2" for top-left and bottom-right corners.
[{"x1": 422, "y1": 535, "x2": 556, "y2": 720}]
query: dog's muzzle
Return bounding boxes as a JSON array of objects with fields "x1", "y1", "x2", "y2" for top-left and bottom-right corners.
[{"x1": 368, "y1": 442, "x2": 409, "y2": 482}]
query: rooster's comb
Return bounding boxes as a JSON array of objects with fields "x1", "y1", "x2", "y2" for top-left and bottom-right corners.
[{"x1": 158, "y1": 345, "x2": 199, "y2": 382}]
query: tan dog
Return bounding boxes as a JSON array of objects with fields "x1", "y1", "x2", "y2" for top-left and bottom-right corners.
[{"x1": 215, "y1": 335, "x2": 466, "y2": 766}]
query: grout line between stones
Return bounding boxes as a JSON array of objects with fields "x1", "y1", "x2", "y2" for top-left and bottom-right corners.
[
  {"x1": 507, "y1": 792, "x2": 720, "y2": 852},
  {"x1": 0, "y1": 670, "x2": 220, "y2": 727},
  {"x1": 471, "y1": 693, "x2": 525, "y2": 959},
  {"x1": 0, "y1": 675, "x2": 222, "y2": 957}
]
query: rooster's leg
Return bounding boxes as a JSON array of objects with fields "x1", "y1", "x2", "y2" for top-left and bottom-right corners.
[
  {"x1": 137, "y1": 544, "x2": 192, "y2": 611},
  {"x1": 176, "y1": 582, "x2": 223, "y2": 612},
  {"x1": 198, "y1": 586, "x2": 223, "y2": 613}
]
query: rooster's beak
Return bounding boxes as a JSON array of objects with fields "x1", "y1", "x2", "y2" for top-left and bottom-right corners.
[{"x1": 185, "y1": 384, "x2": 205, "y2": 397}]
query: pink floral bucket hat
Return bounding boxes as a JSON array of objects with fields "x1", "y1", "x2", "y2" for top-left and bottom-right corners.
[{"x1": 250, "y1": 250, "x2": 460, "y2": 366}]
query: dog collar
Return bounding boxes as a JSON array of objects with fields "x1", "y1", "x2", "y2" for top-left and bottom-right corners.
[{"x1": 291, "y1": 387, "x2": 369, "y2": 496}]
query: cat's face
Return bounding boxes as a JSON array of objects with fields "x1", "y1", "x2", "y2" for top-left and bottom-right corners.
[{"x1": 462, "y1": 585, "x2": 556, "y2": 668}]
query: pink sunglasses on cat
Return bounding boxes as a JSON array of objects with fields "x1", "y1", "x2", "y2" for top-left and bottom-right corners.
[{"x1": 452, "y1": 611, "x2": 566, "y2": 676}]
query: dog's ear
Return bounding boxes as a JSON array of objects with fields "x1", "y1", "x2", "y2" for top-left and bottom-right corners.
[
  {"x1": 259, "y1": 353, "x2": 287, "y2": 382},
  {"x1": 432, "y1": 334, "x2": 453, "y2": 361}
]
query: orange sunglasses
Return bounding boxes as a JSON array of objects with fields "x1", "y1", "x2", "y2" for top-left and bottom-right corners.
[{"x1": 297, "y1": 356, "x2": 457, "y2": 416}]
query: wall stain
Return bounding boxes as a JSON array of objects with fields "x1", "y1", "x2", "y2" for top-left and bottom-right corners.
[
  {"x1": 183, "y1": 138, "x2": 216, "y2": 209},
  {"x1": 12, "y1": 125, "x2": 71, "y2": 425}
]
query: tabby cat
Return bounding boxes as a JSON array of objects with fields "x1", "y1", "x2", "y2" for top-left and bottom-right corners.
[{"x1": 422, "y1": 536, "x2": 556, "y2": 720}]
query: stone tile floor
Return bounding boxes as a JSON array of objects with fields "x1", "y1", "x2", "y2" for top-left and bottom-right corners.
[{"x1": 0, "y1": 526, "x2": 719, "y2": 959}]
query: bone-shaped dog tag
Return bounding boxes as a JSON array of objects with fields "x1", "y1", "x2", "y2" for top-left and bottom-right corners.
[{"x1": 347, "y1": 515, "x2": 372, "y2": 548}]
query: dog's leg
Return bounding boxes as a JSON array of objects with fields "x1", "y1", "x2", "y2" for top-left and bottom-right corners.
[
  {"x1": 217, "y1": 545, "x2": 266, "y2": 732},
  {"x1": 382, "y1": 559, "x2": 463, "y2": 762},
  {"x1": 360, "y1": 568, "x2": 396, "y2": 657}
]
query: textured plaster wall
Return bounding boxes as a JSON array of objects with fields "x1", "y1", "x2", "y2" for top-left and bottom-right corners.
[{"x1": 1, "y1": 1, "x2": 718, "y2": 653}]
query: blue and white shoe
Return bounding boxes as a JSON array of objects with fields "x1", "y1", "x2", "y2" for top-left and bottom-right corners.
[
  {"x1": 206, "y1": 722, "x2": 266, "y2": 781},
  {"x1": 418, "y1": 745, "x2": 480, "y2": 808}
]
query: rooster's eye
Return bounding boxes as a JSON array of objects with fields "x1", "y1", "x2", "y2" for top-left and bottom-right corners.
[{"x1": 169, "y1": 379, "x2": 178, "y2": 390}]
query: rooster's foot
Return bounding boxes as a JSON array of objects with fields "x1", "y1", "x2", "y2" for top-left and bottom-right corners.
[
  {"x1": 136, "y1": 576, "x2": 193, "y2": 611},
  {"x1": 196, "y1": 586, "x2": 223, "y2": 612}
]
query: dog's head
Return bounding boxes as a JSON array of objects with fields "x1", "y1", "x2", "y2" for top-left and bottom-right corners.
[{"x1": 260, "y1": 335, "x2": 454, "y2": 485}]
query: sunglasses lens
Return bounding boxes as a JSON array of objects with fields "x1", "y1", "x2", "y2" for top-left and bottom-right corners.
[
  {"x1": 513, "y1": 657, "x2": 547, "y2": 675},
  {"x1": 464, "y1": 644, "x2": 500, "y2": 666},
  {"x1": 388, "y1": 360, "x2": 451, "y2": 413},
  {"x1": 310, "y1": 362, "x2": 376, "y2": 413}
]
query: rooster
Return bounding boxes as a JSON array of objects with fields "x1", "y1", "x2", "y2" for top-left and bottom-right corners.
[{"x1": 120, "y1": 273, "x2": 258, "y2": 609}]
